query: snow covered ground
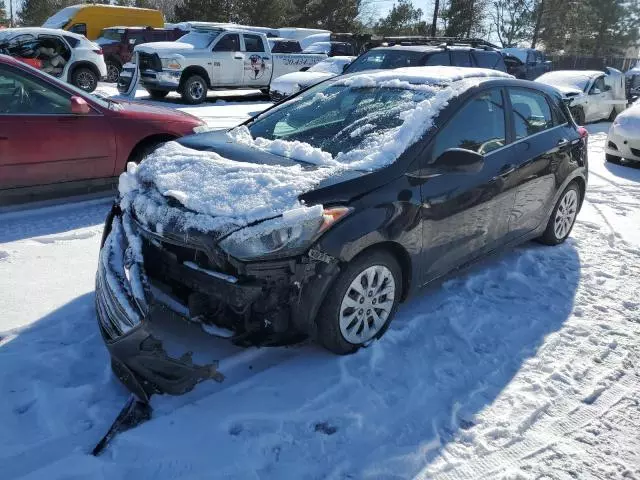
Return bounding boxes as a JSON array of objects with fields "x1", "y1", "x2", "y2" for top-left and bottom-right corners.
[{"x1": 1, "y1": 104, "x2": 639, "y2": 478}]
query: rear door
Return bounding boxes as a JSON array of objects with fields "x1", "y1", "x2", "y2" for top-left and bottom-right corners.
[
  {"x1": 210, "y1": 33, "x2": 243, "y2": 86},
  {"x1": 419, "y1": 87, "x2": 516, "y2": 282},
  {"x1": 241, "y1": 34, "x2": 271, "y2": 87},
  {"x1": 0, "y1": 64, "x2": 115, "y2": 190},
  {"x1": 505, "y1": 87, "x2": 577, "y2": 238}
]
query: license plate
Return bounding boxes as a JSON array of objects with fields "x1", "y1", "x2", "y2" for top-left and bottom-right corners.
[{"x1": 120, "y1": 71, "x2": 133, "y2": 78}]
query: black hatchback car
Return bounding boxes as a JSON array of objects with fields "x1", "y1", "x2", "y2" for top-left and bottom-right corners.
[{"x1": 96, "y1": 67, "x2": 588, "y2": 398}]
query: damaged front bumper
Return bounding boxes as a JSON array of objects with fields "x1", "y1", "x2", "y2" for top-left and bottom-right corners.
[{"x1": 95, "y1": 206, "x2": 339, "y2": 398}]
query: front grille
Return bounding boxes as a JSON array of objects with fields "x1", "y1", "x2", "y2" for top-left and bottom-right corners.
[
  {"x1": 138, "y1": 52, "x2": 162, "y2": 71},
  {"x1": 96, "y1": 261, "x2": 140, "y2": 340},
  {"x1": 631, "y1": 147, "x2": 640, "y2": 158}
]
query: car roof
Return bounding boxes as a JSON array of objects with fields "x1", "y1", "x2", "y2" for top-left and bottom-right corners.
[
  {"x1": 0, "y1": 27, "x2": 88, "y2": 41},
  {"x1": 337, "y1": 66, "x2": 512, "y2": 86},
  {"x1": 370, "y1": 44, "x2": 500, "y2": 53}
]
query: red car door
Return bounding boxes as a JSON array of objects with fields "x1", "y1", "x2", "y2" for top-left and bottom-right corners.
[{"x1": 0, "y1": 63, "x2": 116, "y2": 190}]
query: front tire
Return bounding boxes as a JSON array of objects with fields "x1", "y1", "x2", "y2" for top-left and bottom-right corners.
[
  {"x1": 72, "y1": 67, "x2": 98, "y2": 92},
  {"x1": 146, "y1": 89, "x2": 169, "y2": 99},
  {"x1": 105, "y1": 60, "x2": 121, "y2": 83},
  {"x1": 316, "y1": 250, "x2": 402, "y2": 355},
  {"x1": 537, "y1": 183, "x2": 581, "y2": 245},
  {"x1": 180, "y1": 74, "x2": 207, "y2": 104},
  {"x1": 571, "y1": 106, "x2": 585, "y2": 126}
]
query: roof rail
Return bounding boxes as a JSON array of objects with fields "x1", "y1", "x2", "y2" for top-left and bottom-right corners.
[{"x1": 381, "y1": 36, "x2": 500, "y2": 50}]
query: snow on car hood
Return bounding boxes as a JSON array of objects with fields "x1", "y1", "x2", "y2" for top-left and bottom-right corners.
[
  {"x1": 135, "y1": 42, "x2": 194, "y2": 54},
  {"x1": 611, "y1": 101, "x2": 640, "y2": 136},
  {"x1": 550, "y1": 85, "x2": 584, "y2": 97},
  {"x1": 119, "y1": 67, "x2": 509, "y2": 235},
  {"x1": 270, "y1": 71, "x2": 335, "y2": 94}
]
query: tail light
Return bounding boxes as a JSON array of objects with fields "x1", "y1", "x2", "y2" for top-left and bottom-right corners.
[
  {"x1": 577, "y1": 126, "x2": 588, "y2": 139},
  {"x1": 93, "y1": 48, "x2": 103, "y2": 55}
]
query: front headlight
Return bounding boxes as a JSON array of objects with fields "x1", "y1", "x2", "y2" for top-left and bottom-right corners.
[
  {"x1": 161, "y1": 57, "x2": 182, "y2": 70},
  {"x1": 219, "y1": 206, "x2": 351, "y2": 260}
]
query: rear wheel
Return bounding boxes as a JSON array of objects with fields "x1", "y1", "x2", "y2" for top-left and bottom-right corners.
[
  {"x1": 105, "y1": 60, "x2": 121, "y2": 83},
  {"x1": 180, "y1": 74, "x2": 207, "y2": 104},
  {"x1": 146, "y1": 89, "x2": 169, "y2": 100},
  {"x1": 537, "y1": 183, "x2": 581, "y2": 245},
  {"x1": 72, "y1": 67, "x2": 98, "y2": 92},
  {"x1": 316, "y1": 250, "x2": 402, "y2": 355}
]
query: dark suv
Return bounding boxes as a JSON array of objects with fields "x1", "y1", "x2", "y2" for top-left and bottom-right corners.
[
  {"x1": 97, "y1": 26, "x2": 185, "y2": 82},
  {"x1": 501, "y1": 47, "x2": 551, "y2": 80},
  {"x1": 344, "y1": 37, "x2": 507, "y2": 75}
]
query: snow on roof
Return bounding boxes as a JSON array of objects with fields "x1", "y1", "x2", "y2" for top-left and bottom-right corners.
[{"x1": 119, "y1": 67, "x2": 510, "y2": 234}]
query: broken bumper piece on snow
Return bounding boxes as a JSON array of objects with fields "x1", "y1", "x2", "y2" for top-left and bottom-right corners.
[{"x1": 95, "y1": 207, "x2": 338, "y2": 398}]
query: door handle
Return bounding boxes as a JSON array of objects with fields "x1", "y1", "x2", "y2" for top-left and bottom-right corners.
[
  {"x1": 234, "y1": 53, "x2": 244, "y2": 60},
  {"x1": 498, "y1": 164, "x2": 516, "y2": 177},
  {"x1": 557, "y1": 138, "x2": 570, "y2": 148}
]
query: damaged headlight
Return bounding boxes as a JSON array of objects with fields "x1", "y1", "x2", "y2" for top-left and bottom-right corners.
[{"x1": 219, "y1": 206, "x2": 351, "y2": 260}]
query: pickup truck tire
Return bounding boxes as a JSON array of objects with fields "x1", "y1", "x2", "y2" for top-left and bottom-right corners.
[
  {"x1": 181, "y1": 74, "x2": 208, "y2": 104},
  {"x1": 146, "y1": 89, "x2": 169, "y2": 99}
]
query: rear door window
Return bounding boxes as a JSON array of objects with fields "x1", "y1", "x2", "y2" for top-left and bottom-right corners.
[
  {"x1": 472, "y1": 51, "x2": 500, "y2": 69},
  {"x1": 424, "y1": 51, "x2": 450, "y2": 66},
  {"x1": 450, "y1": 50, "x2": 472, "y2": 67},
  {"x1": 433, "y1": 88, "x2": 506, "y2": 156},
  {"x1": 243, "y1": 34, "x2": 265, "y2": 53},
  {"x1": 508, "y1": 88, "x2": 555, "y2": 139}
]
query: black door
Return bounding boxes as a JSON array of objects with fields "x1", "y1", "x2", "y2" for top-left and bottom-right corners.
[
  {"x1": 504, "y1": 87, "x2": 579, "y2": 239},
  {"x1": 418, "y1": 87, "x2": 518, "y2": 284}
]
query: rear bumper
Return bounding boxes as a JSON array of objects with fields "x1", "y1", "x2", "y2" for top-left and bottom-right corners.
[{"x1": 95, "y1": 208, "x2": 338, "y2": 397}]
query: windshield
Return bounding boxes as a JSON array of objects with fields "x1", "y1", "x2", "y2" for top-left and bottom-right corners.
[
  {"x1": 303, "y1": 42, "x2": 331, "y2": 54},
  {"x1": 178, "y1": 31, "x2": 218, "y2": 48},
  {"x1": 42, "y1": 6, "x2": 80, "y2": 29},
  {"x1": 97, "y1": 29, "x2": 124, "y2": 45},
  {"x1": 537, "y1": 72, "x2": 593, "y2": 92},
  {"x1": 247, "y1": 81, "x2": 438, "y2": 159},
  {"x1": 501, "y1": 48, "x2": 527, "y2": 62},
  {"x1": 344, "y1": 50, "x2": 426, "y2": 74}
]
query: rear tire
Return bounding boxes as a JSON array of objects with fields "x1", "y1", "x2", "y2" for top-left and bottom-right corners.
[
  {"x1": 180, "y1": 74, "x2": 207, "y2": 104},
  {"x1": 71, "y1": 67, "x2": 98, "y2": 92},
  {"x1": 316, "y1": 250, "x2": 402, "y2": 355},
  {"x1": 146, "y1": 89, "x2": 169, "y2": 100},
  {"x1": 537, "y1": 183, "x2": 581, "y2": 245}
]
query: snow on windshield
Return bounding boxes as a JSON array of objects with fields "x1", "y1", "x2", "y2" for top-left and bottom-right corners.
[
  {"x1": 119, "y1": 67, "x2": 509, "y2": 233},
  {"x1": 537, "y1": 71, "x2": 596, "y2": 91},
  {"x1": 309, "y1": 56, "x2": 353, "y2": 74}
]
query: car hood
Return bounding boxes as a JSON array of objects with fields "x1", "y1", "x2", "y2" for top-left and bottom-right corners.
[
  {"x1": 552, "y1": 85, "x2": 584, "y2": 97},
  {"x1": 135, "y1": 42, "x2": 194, "y2": 54},
  {"x1": 118, "y1": 131, "x2": 368, "y2": 239},
  {"x1": 114, "y1": 100, "x2": 201, "y2": 124},
  {"x1": 272, "y1": 71, "x2": 335, "y2": 87}
]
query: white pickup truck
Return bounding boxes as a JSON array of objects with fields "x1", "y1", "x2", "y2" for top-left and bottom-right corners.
[{"x1": 121, "y1": 24, "x2": 327, "y2": 104}]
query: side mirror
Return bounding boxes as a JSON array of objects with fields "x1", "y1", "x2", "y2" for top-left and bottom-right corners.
[
  {"x1": 432, "y1": 148, "x2": 484, "y2": 174},
  {"x1": 70, "y1": 96, "x2": 90, "y2": 115}
]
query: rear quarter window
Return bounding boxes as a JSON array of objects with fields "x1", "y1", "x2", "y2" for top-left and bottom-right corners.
[
  {"x1": 63, "y1": 36, "x2": 79, "y2": 48},
  {"x1": 472, "y1": 51, "x2": 503, "y2": 70}
]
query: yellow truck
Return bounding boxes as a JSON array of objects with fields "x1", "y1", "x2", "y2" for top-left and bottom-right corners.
[{"x1": 42, "y1": 4, "x2": 164, "y2": 40}]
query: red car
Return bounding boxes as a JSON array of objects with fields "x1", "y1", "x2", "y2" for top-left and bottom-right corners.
[{"x1": 0, "y1": 54, "x2": 204, "y2": 203}]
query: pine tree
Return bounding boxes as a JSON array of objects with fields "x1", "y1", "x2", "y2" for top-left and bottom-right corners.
[
  {"x1": 442, "y1": 0, "x2": 488, "y2": 37},
  {"x1": 18, "y1": 0, "x2": 57, "y2": 26},
  {"x1": 290, "y1": 0, "x2": 362, "y2": 31},
  {"x1": 491, "y1": 0, "x2": 535, "y2": 47},
  {"x1": 174, "y1": 0, "x2": 237, "y2": 23},
  {"x1": 375, "y1": 0, "x2": 427, "y2": 36}
]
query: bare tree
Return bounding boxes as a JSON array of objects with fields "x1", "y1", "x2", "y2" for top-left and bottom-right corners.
[
  {"x1": 431, "y1": 0, "x2": 440, "y2": 36},
  {"x1": 491, "y1": 0, "x2": 535, "y2": 47}
]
